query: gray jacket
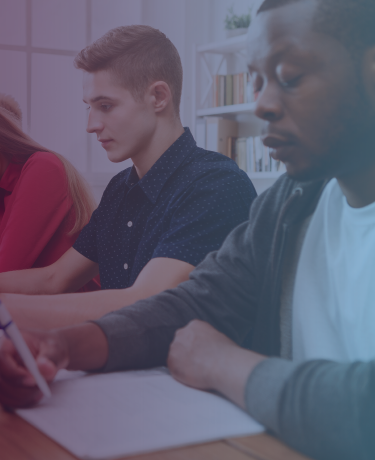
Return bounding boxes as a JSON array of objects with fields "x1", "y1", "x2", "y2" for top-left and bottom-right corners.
[{"x1": 95, "y1": 174, "x2": 375, "y2": 460}]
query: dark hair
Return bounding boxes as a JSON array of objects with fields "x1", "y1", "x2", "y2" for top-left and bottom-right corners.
[
  {"x1": 74, "y1": 25, "x2": 183, "y2": 115},
  {"x1": 257, "y1": 0, "x2": 375, "y2": 57}
]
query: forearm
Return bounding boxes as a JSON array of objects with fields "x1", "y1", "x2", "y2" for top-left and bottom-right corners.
[
  {"x1": 58, "y1": 322, "x2": 108, "y2": 371},
  {"x1": 0, "y1": 267, "x2": 58, "y2": 295},
  {"x1": 1, "y1": 281, "x2": 172, "y2": 330},
  {"x1": 245, "y1": 358, "x2": 375, "y2": 460}
]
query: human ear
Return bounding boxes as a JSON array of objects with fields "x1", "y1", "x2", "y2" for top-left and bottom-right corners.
[
  {"x1": 148, "y1": 81, "x2": 172, "y2": 113},
  {"x1": 362, "y1": 46, "x2": 375, "y2": 108}
]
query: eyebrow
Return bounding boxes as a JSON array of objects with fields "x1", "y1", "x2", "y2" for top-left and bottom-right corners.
[
  {"x1": 83, "y1": 96, "x2": 116, "y2": 104},
  {"x1": 248, "y1": 44, "x2": 317, "y2": 71}
]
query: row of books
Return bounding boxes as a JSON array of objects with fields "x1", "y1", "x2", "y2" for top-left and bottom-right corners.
[
  {"x1": 228, "y1": 136, "x2": 287, "y2": 174},
  {"x1": 195, "y1": 117, "x2": 286, "y2": 175},
  {"x1": 213, "y1": 72, "x2": 251, "y2": 107}
]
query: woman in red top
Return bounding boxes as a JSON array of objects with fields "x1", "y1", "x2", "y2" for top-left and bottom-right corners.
[{"x1": 0, "y1": 94, "x2": 98, "y2": 289}]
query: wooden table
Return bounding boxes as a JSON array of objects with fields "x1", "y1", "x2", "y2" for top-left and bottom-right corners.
[{"x1": 0, "y1": 406, "x2": 311, "y2": 460}]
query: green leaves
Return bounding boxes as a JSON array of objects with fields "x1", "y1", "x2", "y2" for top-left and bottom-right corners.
[{"x1": 224, "y1": 6, "x2": 251, "y2": 30}]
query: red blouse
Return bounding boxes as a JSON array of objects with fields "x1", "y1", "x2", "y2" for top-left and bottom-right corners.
[{"x1": 0, "y1": 152, "x2": 99, "y2": 290}]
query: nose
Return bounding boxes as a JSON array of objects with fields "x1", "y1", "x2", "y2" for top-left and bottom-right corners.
[
  {"x1": 86, "y1": 110, "x2": 104, "y2": 134},
  {"x1": 254, "y1": 83, "x2": 283, "y2": 123}
]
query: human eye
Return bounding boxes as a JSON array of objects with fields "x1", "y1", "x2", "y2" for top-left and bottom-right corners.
[
  {"x1": 276, "y1": 64, "x2": 303, "y2": 89},
  {"x1": 100, "y1": 104, "x2": 112, "y2": 112}
]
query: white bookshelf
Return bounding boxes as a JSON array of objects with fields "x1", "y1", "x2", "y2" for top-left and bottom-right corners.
[
  {"x1": 197, "y1": 34, "x2": 248, "y2": 54},
  {"x1": 193, "y1": 35, "x2": 283, "y2": 193},
  {"x1": 248, "y1": 172, "x2": 283, "y2": 179},
  {"x1": 197, "y1": 102, "x2": 256, "y2": 117}
]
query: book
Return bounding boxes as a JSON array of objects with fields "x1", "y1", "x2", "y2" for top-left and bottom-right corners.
[
  {"x1": 246, "y1": 137, "x2": 255, "y2": 172},
  {"x1": 254, "y1": 137, "x2": 264, "y2": 172},
  {"x1": 235, "y1": 137, "x2": 247, "y2": 172},
  {"x1": 212, "y1": 73, "x2": 250, "y2": 107},
  {"x1": 225, "y1": 74, "x2": 233, "y2": 106},
  {"x1": 227, "y1": 136, "x2": 237, "y2": 160},
  {"x1": 219, "y1": 75, "x2": 225, "y2": 106},
  {"x1": 206, "y1": 117, "x2": 238, "y2": 155},
  {"x1": 239, "y1": 73, "x2": 244, "y2": 105},
  {"x1": 213, "y1": 75, "x2": 219, "y2": 108}
]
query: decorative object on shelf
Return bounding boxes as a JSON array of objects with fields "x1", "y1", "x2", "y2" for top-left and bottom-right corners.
[{"x1": 224, "y1": 6, "x2": 251, "y2": 38}]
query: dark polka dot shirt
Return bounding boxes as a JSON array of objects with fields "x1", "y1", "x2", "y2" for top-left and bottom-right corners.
[{"x1": 74, "y1": 128, "x2": 257, "y2": 290}]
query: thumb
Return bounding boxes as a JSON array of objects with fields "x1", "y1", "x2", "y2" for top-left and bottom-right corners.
[{"x1": 36, "y1": 355, "x2": 58, "y2": 382}]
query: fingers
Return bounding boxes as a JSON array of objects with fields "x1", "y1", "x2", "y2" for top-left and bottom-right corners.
[
  {"x1": 0, "y1": 330, "x2": 66, "y2": 408},
  {"x1": 39, "y1": 331, "x2": 69, "y2": 371},
  {"x1": 0, "y1": 339, "x2": 43, "y2": 408},
  {"x1": 36, "y1": 356, "x2": 58, "y2": 382},
  {"x1": 0, "y1": 339, "x2": 32, "y2": 385},
  {"x1": 168, "y1": 320, "x2": 237, "y2": 391}
]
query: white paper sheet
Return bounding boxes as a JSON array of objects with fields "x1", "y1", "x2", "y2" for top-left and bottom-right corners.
[{"x1": 16, "y1": 368, "x2": 264, "y2": 459}]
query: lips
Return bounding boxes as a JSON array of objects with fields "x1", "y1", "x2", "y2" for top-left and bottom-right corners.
[
  {"x1": 98, "y1": 138, "x2": 113, "y2": 147},
  {"x1": 261, "y1": 134, "x2": 296, "y2": 162},
  {"x1": 262, "y1": 135, "x2": 292, "y2": 148}
]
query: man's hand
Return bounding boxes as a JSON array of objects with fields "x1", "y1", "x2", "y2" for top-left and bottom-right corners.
[
  {"x1": 168, "y1": 320, "x2": 237, "y2": 390},
  {"x1": 0, "y1": 322, "x2": 108, "y2": 409},
  {"x1": 168, "y1": 320, "x2": 266, "y2": 409},
  {"x1": 0, "y1": 330, "x2": 68, "y2": 408}
]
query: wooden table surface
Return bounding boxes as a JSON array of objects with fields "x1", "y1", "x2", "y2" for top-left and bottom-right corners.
[{"x1": 0, "y1": 406, "x2": 311, "y2": 460}]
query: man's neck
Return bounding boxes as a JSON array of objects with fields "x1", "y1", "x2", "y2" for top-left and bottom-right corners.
[
  {"x1": 337, "y1": 160, "x2": 375, "y2": 208},
  {"x1": 132, "y1": 117, "x2": 185, "y2": 179}
]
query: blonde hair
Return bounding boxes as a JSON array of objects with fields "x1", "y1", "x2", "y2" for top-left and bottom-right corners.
[
  {"x1": 0, "y1": 94, "x2": 96, "y2": 235},
  {"x1": 74, "y1": 25, "x2": 183, "y2": 115}
]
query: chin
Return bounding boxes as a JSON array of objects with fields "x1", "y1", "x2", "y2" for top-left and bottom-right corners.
[
  {"x1": 285, "y1": 162, "x2": 332, "y2": 183},
  {"x1": 106, "y1": 151, "x2": 130, "y2": 163}
]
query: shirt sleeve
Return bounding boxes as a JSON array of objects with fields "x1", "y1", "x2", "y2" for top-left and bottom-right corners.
[
  {"x1": 152, "y1": 169, "x2": 256, "y2": 266},
  {"x1": 73, "y1": 210, "x2": 98, "y2": 263},
  {"x1": 245, "y1": 357, "x2": 375, "y2": 460},
  {"x1": 0, "y1": 153, "x2": 72, "y2": 272},
  {"x1": 93, "y1": 218, "x2": 260, "y2": 371}
]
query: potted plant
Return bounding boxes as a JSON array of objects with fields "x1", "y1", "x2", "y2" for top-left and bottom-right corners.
[{"x1": 224, "y1": 6, "x2": 251, "y2": 38}]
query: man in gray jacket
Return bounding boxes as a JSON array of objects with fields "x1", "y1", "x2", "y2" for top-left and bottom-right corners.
[{"x1": 1, "y1": 0, "x2": 375, "y2": 459}]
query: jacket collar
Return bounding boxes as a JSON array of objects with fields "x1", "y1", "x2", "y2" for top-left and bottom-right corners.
[
  {"x1": 125, "y1": 128, "x2": 197, "y2": 204},
  {"x1": 281, "y1": 176, "x2": 329, "y2": 226}
]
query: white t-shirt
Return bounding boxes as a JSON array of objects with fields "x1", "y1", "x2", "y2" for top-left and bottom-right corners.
[{"x1": 293, "y1": 178, "x2": 375, "y2": 363}]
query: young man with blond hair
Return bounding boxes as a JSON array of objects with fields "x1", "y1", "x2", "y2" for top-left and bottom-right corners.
[
  {"x1": 0, "y1": 25, "x2": 255, "y2": 329},
  {"x1": 3, "y1": 2, "x2": 375, "y2": 459}
]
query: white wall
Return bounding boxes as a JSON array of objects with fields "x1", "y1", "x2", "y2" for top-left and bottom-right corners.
[{"x1": 0, "y1": 0, "x2": 263, "y2": 202}]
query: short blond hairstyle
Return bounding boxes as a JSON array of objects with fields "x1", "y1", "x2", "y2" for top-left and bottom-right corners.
[{"x1": 74, "y1": 25, "x2": 183, "y2": 115}]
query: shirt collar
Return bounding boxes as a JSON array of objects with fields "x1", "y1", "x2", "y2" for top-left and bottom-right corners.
[
  {"x1": 0, "y1": 162, "x2": 23, "y2": 193},
  {"x1": 127, "y1": 127, "x2": 197, "y2": 204}
]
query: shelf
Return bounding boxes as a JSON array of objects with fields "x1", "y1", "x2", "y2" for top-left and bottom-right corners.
[
  {"x1": 197, "y1": 34, "x2": 247, "y2": 54},
  {"x1": 247, "y1": 172, "x2": 284, "y2": 179},
  {"x1": 197, "y1": 102, "x2": 255, "y2": 117}
]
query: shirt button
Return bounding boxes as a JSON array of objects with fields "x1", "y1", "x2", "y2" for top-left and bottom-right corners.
[
  {"x1": 124, "y1": 263, "x2": 129, "y2": 270},
  {"x1": 127, "y1": 221, "x2": 133, "y2": 227}
]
